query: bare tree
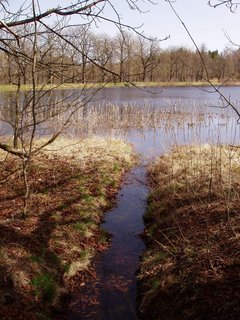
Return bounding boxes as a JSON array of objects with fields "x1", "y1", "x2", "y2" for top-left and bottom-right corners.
[
  {"x1": 92, "y1": 34, "x2": 115, "y2": 82},
  {"x1": 114, "y1": 31, "x2": 134, "y2": 82},
  {"x1": 136, "y1": 36, "x2": 160, "y2": 82},
  {"x1": 0, "y1": 0, "x2": 163, "y2": 216},
  {"x1": 165, "y1": 0, "x2": 240, "y2": 122},
  {"x1": 0, "y1": 0, "x2": 163, "y2": 154}
]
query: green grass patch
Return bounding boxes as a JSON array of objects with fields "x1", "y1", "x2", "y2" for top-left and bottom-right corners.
[
  {"x1": 31, "y1": 273, "x2": 57, "y2": 303},
  {"x1": 98, "y1": 228, "x2": 110, "y2": 244}
]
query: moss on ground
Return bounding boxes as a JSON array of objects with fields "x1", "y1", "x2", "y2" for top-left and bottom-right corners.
[{"x1": 138, "y1": 144, "x2": 240, "y2": 320}]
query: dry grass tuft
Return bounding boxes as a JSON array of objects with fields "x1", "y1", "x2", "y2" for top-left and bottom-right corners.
[
  {"x1": 65, "y1": 251, "x2": 93, "y2": 278},
  {"x1": 148, "y1": 144, "x2": 240, "y2": 203}
]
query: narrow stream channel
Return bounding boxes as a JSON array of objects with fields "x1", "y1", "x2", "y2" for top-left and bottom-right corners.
[
  {"x1": 94, "y1": 166, "x2": 148, "y2": 320},
  {"x1": 69, "y1": 164, "x2": 148, "y2": 320}
]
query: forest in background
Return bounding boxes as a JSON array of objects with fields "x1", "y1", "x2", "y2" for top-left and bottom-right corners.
[{"x1": 1, "y1": 25, "x2": 240, "y2": 86}]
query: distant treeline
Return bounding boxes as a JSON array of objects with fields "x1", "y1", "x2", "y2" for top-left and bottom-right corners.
[{"x1": 1, "y1": 25, "x2": 240, "y2": 85}]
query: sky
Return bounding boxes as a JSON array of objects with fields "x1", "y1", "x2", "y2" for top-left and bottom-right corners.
[
  {"x1": 7, "y1": 1, "x2": 240, "y2": 52},
  {"x1": 100, "y1": 0, "x2": 240, "y2": 52}
]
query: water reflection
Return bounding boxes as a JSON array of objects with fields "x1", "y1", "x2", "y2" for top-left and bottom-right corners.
[
  {"x1": 1, "y1": 86, "x2": 240, "y2": 142},
  {"x1": 92, "y1": 86, "x2": 240, "y2": 113}
]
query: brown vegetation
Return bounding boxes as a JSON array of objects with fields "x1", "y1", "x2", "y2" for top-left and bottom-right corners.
[
  {"x1": 138, "y1": 144, "x2": 240, "y2": 320},
  {"x1": 0, "y1": 137, "x2": 135, "y2": 320}
]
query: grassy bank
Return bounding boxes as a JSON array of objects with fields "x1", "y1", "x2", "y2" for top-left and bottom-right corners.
[
  {"x1": 138, "y1": 144, "x2": 240, "y2": 320},
  {"x1": 0, "y1": 80, "x2": 240, "y2": 92},
  {"x1": 0, "y1": 137, "x2": 135, "y2": 320}
]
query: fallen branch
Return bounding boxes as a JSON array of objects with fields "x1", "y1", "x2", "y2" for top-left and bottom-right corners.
[{"x1": 0, "y1": 142, "x2": 28, "y2": 158}]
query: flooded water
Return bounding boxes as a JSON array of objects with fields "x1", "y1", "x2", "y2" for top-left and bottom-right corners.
[
  {"x1": 93, "y1": 166, "x2": 147, "y2": 320},
  {"x1": 92, "y1": 86, "x2": 240, "y2": 109},
  {"x1": 1, "y1": 86, "x2": 240, "y2": 319}
]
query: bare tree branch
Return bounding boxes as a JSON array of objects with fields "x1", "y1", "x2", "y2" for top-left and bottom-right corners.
[
  {"x1": 208, "y1": 0, "x2": 240, "y2": 12},
  {"x1": 0, "y1": 141, "x2": 27, "y2": 157},
  {"x1": 165, "y1": 0, "x2": 240, "y2": 122}
]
